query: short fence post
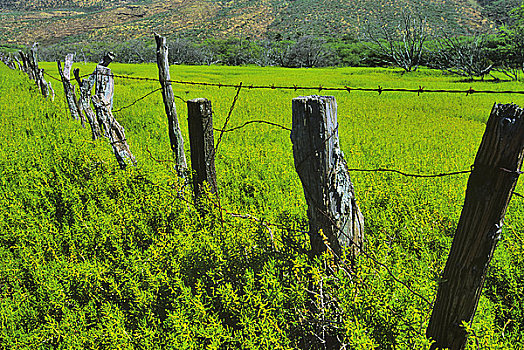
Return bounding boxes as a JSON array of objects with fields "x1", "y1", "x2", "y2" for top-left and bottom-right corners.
[
  {"x1": 187, "y1": 98, "x2": 218, "y2": 200},
  {"x1": 291, "y1": 95, "x2": 364, "y2": 261},
  {"x1": 426, "y1": 103, "x2": 524, "y2": 350},
  {"x1": 155, "y1": 33, "x2": 187, "y2": 178},
  {"x1": 91, "y1": 64, "x2": 136, "y2": 170},
  {"x1": 57, "y1": 54, "x2": 84, "y2": 126}
]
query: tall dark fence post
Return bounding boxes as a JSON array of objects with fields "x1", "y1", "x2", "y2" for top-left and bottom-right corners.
[
  {"x1": 155, "y1": 33, "x2": 187, "y2": 177},
  {"x1": 291, "y1": 95, "x2": 364, "y2": 260},
  {"x1": 187, "y1": 98, "x2": 218, "y2": 199},
  {"x1": 427, "y1": 103, "x2": 524, "y2": 350}
]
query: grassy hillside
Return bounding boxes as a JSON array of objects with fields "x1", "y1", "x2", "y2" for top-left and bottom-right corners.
[
  {"x1": 1, "y1": 61, "x2": 524, "y2": 348},
  {"x1": 0, "y1": 0, "x2": 489, "y2": 45}
]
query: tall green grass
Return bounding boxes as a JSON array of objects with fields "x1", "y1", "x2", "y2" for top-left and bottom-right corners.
[{"x1": 1, "y1": 61, "x2": 523, "y2": 349}]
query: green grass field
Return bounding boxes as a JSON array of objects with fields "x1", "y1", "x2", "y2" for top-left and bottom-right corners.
[{"x1": 1, "y1": 61, "x2": 524, "y2": 349}]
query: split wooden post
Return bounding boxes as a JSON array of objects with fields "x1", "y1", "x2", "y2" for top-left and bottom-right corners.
[
  {"x1": 57, "y1": 54, "x2": 85, "y2": 126},
  {"x1": 73, "y1": 53, "x2": 114, "y2": 140},
  {"x1": 28, "y1": 43, "x2": 53, "y2": 99},
  {"x1": 14, "y1": 55, "x2": 22, "y2": 71},
  {"x1": 18, "y1": 51, "x2": 31, "y2": 78},
  {"x1": 91, "y1": 64, "x2": 136, "y2": 170},
  {"x1": 187, "y1": 98, "x2": 218, "y2": 199},
  {"x1": 155, "y1": 33, "x2": 187, "y2": 178},
  {"x1": 0, "y1": 53, "x2": 16, "y2": 70},
  {"x1": 291, "y1": 95, "x2": 364, "y2": 260},
  {"x1": 427, "y1": 103, "x2": 524, "y2": 350}
]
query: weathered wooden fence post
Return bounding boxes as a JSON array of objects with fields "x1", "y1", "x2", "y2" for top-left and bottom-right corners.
[
  {"x1": 427, "y1": 103, "x2": 524, "y2": 350},
  {"x1": 0, "y1": 53, "x2": 16, "y2": 70},
  {"x1": 187, "y1": 98, "x2": 218, "y2": 199},
  {"x1": 291, "y1": 95, "x2": 364, "y2": 260},
  {"x1": 18, "y1": 51, "x2": 31, "y2": 78},
  {"x1": 28, "y1": 43, "x2": 53, "y2": 99},
  {"x1": 57, "y1": 54, "x2": 85, "y2": 126},
  {"x1": 73, "y1": 53, "x2": 114, "y2": 140},
  {"x1": 14, "y1": 55, "x2": 22, "y2": 71},
  {"x1": 155, "y1": 33, "x2": 187, "y2": 178},
  {"x1": 91, "y1": 64, "x2": 136, "y2": 169}
]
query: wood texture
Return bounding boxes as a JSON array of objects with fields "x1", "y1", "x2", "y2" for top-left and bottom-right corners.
[
  {"x1": 57, "y1": 54, "x2": 83, "y2": 123},
  {"x1": 427, "y1": 103, "x2": 524, "y2": 350},
  {"x1": 155, "y1": 33, "x2": 187, "y2": 177},
  {"x1": 28, "y1": 44, "x2": 52, "y2": 99},
  {"x1": 291, "y1": 95, "x2": 364, "y2": 260},
  {"x1": 187, "y1": 98, "x2": 218, "y2": 199},
  {"x1": 0, "y1": 53, "x2": 16, "y2": 70},
  {"x1": 91, "y1": 65, "x2": 136, "y2": 170},
  {"x1": 73, "y1": 53, "x2": 114, "y2": 140}
]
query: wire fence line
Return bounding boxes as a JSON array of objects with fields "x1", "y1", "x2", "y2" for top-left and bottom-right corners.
[
  {"x1": 42, "y1": 68, "x2": 524, "y2": 193},
  {"x1": 46, "y1": 70, "x2": 524, "y2": 96},
  {"x1": 97, "y1": 72, "x2": 524, "y2": 95},
  {"x1": 8, "y1": 59, "x2": 524, "y2": 344}
]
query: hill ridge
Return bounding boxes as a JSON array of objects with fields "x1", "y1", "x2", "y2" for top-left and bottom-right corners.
[{"x1": 0, "y1": 0, "x2": 490, "y2": 45}]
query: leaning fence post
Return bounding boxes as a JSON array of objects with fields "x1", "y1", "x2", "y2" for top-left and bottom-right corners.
[
  {"x1": 426, "y1": 103, "x2": 524, "y2": 350},
  {"x1": 18, "y1": 51, "x2": 31, "y2": 78},
  {"x1": 73, "y1": 53, "x2": 114, "y2": 140},
  {"x1": 187, "y1": 98, "x2": 218, "y2": 200},
  {"x1": 91, "y1": 64, "x2": 136, "y2": 170},
  {"x1": 58, "y1": 54, "x2": 84, "y2": 126},
  {"x1": 28, "y1": 43, "x2": 53, "y2": 99},
  {"x1": 155, "y1": 33, "x2": 187, "y2": 178},
  {"x1": 291, "y1": 95, "x2": 364, "y2": 260}
]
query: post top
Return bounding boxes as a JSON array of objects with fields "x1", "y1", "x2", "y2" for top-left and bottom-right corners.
[
  {"x1": 292, "y1": 95, "x2": 335, "y2": 102},
  {"x1": 187, "y1": 98, "x2": 210, "y2": 103}
]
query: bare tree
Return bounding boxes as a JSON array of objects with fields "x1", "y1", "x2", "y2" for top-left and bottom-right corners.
[
  {"x1": 361, "y1": 10, "x2": 429, "y2": 72},
  {"x1": 430, "y1": 33, "x2": 493, "y2": 79}
]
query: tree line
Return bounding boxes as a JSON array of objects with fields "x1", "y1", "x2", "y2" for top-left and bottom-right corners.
[{"x1": 3, "y1": 3, "x2": 524, "y2": 80}]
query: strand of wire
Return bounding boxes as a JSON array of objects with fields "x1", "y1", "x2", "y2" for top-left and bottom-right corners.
[
  {"x1": 346, "y1": 167, "x2": 473, "y2": 178},
  {"x1": 43, "y1": 71, "x2": 66, "y2": 84},
  {"x1": 214, "y1": 120, "x2": 292, "y2": 133},
  {"x1": 214, "y1": 82, "x2": 243, "y2": 155},
  {"x1": 113, "y1": 87, "x2": 163, "y2": 113},
  {"x1": 86, "y1": 71, "x2": 524, "y2": 95}
]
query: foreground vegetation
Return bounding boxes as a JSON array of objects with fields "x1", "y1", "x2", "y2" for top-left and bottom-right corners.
[{"x1": 1, "y1": 61, "x2": 524, "y2": 349}]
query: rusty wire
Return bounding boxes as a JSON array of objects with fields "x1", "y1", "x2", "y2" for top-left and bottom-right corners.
[{"x1": 94, "y1": 72, "x2": 524, "y2": 95}]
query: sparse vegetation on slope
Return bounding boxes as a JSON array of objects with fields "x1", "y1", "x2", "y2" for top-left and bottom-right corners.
[{"x1": 0, "y1": 0, "x2": 490, "y2": 45}]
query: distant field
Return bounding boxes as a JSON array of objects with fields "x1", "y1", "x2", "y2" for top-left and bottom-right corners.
[{"x1": 1, "y1": 62, "x2": 523, "y2": 349}]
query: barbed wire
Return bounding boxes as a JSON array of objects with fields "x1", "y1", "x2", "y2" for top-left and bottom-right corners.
[
  {"x1": 43, "y1": 71, "x2": 66, "y2": 84},
  {"x1": 346, "y1": 167, "x2": 473, "y2": 178},
  {"x1": 113, "y1": 87, "x2": 163, "y2": 113},
  {"x1": 214, "y1": 120, "x2": 292, "y2": 133},
  {"x1": 513, "y1": 191, "x2": 524, "y2": 199},
  {"x1": 214, "y1": 82, "x2": 242, "y2": 155},
  {"x1": 94, "y1": 72, "x2": 524, "y2": 95}
]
